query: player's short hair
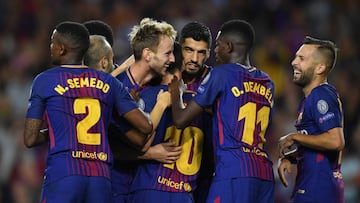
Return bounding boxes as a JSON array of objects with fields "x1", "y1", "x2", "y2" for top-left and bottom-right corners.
[
  {"x1": 179, "y1": 22, "x2": 212, "y2": 48},
  {"x1": 303, "y1": 36, "x2": 338, "y2": 72},
  {"x1": 84, "y1": 35, "x2": 112, "y2": 71},
  {"x1": 167, "y1": 41, "x2": 183, "y2": 74},
  {"x1": 83, "y1": 20, "x2": 114, "y2": 46},
  {"x1": 128, "y1": 18, "x2": 177, "y2": 60},
  {"x1": 55, "y1": 21, "x2": 90, "y2": 57},
  {"x1": 219, "y1": 19, "x2": 255, "y2": 51}
]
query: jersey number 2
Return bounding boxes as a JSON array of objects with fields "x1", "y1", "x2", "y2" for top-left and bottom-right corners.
[{"x1": 74, "y1": 98, "x2": 101, "y2": 145}]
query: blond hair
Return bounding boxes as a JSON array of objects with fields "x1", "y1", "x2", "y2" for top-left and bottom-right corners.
[{"x1": 128, "y1": 18, "x2": 177, "y2": 60}]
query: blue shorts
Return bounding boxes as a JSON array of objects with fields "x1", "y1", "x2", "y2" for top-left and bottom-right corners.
[
  {"x1": 111, "y1": 193, "x2": 128, "y2": 203},
  {"x1": 292, "y1": 173, "x2": 344, "y2": 203},
  {"x1": 111, "y1": 163, "x2": 136, "y2": 203},
  {"x1": 129, "y1": 190, "x2": 193, "y2": 203},
  {"x1": 40, "y1": 176, "x2": 111, "y2": 203},
  {"x1": 193, "y1": 178, "x2": 211, "y2": 203},
  {"x1": 206, "y1": 177, "x2": 274, "y2": 203}
]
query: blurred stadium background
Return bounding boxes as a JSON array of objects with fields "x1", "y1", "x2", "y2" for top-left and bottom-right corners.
[{"x1": 0, "y1": 0, "x2": 359, "y2": 202}]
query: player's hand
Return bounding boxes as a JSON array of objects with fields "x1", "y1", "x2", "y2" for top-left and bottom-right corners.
[
  {"x1": 144, "y1": 142, "x2": 182, "y2": 163},
  {"x1": 168, "y1": 75, "x2": 180, "y2": 96},
  {"x1": 277, "y1": 158, "x2": 292, "y2": 187},
  {"x1": 156, "y1": 89, "x2": 171, "y2": 107},
  {"x1": 279, "y1": 133, "x2": 296, "y2": 158}
]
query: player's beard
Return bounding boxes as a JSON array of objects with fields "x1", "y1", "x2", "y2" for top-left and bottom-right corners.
[
  {"x1": 184, "y1": 64, "x2": 203, "y2": 77},
  {"x1": 293, "y1": 68, "x2": 314, "y2": 88}
]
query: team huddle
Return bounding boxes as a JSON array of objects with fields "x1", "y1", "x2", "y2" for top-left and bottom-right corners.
[{"x1": 23, "y1": 17, "x2": 345, "y2": 203}]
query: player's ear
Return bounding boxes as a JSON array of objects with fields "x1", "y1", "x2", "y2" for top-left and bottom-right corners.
[
  {"x1": 59, "y1": 43, "x2": 66, "y2": 55},
  {"x1": 143, "y1": 48, "x2": 153, "y2": 62},
  {"x1": 226, "y1": 41, "x2": 233, "y2": 53},
  {"x1": 101, "y1": 56, "x2": 109, "y2": 71},
  {"x1": 316, "y1": 63, "x2": 327, "y2": 75}
]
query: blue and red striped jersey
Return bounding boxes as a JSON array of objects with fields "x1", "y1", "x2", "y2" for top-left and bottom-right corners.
[
  {"x1": 116, "y1": 67, "x2": 146, "y2": 93},
  {"x1": 110, "y1": 67, "x2": 145, "y2": 195},
  {"x1": 131, "y1": 83, "x2": 212, "y2": 193},
  {"x1": 25, "y1": 65, "x2": 138, "y2": 184},
  {"x1": 194, "y1": 63, "x2": 275, "y2": 181},
  {"x1": 293, "y1": 84, "x2": 344, "y2": 199}
]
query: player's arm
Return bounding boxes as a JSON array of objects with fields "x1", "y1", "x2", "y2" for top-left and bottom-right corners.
[
  {"x1": 114, "y1": 90, "x2": 181, "y2": 162},
  {"x1": 135, "y1": 89, "x2": 171, "y2": 151},
  {"x1": 119, "y1": 90, "x2": 170, "y2": 153},
  {"x1": 149, "y1": 90, "x2": 170, "y2": 129},
  {"x1": 122, "y1": 109, "x2": 153, "y2": 148},
  {"x1": 111, "y1": 55, "x2": 135, "y2": 77},
  {"x1": 168, "y1": 76, "x2": 203, "y2": 129},
  {"x1": 277, "y1": 158, "x2": 293, "y2": 187},
  {"x1": 111, "y1": 130, "x2": 151, "y2": 160},
  {"x1": 139, "y1": 142, "x2": 182, "y2": 164},
  {"x1": 138, "y1": 90, "x2": 182, "y2": 163},
  {"x1": 278, "y1": 134, "x2": 298, "y2": 187},
  {"x1": 279, "y1": 127, "x2": 344, "y2": 156},
  {"x1": 120, "y1": 129, "x2": 155, "y2": 153},
  {"x1": 23, "y1": 118, "x2": 47, "y2": 147}
]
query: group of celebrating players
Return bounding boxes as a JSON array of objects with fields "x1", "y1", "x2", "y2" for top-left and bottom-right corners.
[{"x1": 23, "y1": 17, "x2": 345, "y2": 203}]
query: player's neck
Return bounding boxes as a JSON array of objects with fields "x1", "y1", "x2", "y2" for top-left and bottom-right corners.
[
  {"x1": 303, "y1": 78, "x2": 328, "y2": 97},
  {"x1": 231, "y1": 54, "x2": 250, "y2": 67},
  {"x1": 182, "y1": 67, "x2": 203, "y2": 84},
  {"x1": 129, "y1": 62, "x2": 152, "y2": 86}
]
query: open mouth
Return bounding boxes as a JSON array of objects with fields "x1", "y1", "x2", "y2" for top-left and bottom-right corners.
[
  {"x1": 186, "y1": 63, "x2": 199, "y2": 71},
  {"x1": 293, "y1": 70, "x2": 301, "y2": 77}
]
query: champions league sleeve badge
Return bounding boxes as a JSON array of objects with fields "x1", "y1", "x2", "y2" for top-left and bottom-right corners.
[{"x1": 317, "y1": 99, "x2": 328, "y2": 114}]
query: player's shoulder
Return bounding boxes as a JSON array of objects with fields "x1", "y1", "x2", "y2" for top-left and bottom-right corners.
[
  {"x1": 249, "y1": 65, "x2": 272, "y2": 78},
  {"x1": 33, "y1": 66, "x2": 60, "y2": 81},
  {"x1": 209, "y1": 63, "x2": 234, "y2": 76},
  {"x1": 40, "y1": 66, "x2": 61, "y2": 74},
  {"x1": 307, "y1": 84, "x2": 339, "y2": 109},
  {"x1": 310, "y1": 83, "x2": 338, "y2": 98},
  {"x1": 115, "y1": 69, "x2": 128, "y2": 81}
]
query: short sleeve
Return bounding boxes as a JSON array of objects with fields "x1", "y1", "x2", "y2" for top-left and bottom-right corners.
[
  {"x1": 26, "y1": 74, "x2": 46, "y2": 119},
  {"x1": 309, "y1": 87, "x2": 343, "y2": 132},
  {"x1": 193, "y1": 69, "x2": 223, "y2": 108}
]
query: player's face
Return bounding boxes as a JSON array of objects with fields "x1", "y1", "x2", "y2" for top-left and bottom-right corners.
[
  {"x1": 50, "y1": 29, "x2": 62, "y2": 65},
  {"x1": 214, "y1": 32, "x2": 228, "y2": 65},
  {"x1": 149, "y1": 35, "x2": 175, "y2": 76},
  {"x1": 291, "y1": 44, "x2": 317, "y2": 87},
  {"x1": 181, "y1": 38, "x2": 210, "y2": 75}
]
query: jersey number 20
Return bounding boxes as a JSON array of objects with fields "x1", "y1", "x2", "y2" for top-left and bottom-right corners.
[{"x1": 163, "y1": 126, "x2": 204, "y2": 176}]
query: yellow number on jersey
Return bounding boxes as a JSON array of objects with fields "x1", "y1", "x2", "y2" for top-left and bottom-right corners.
[
  {"x1": 238, "y1": 102, "x2": 270, "y2": 148},
  {"x1": 74, "y1": 98, "x2": 101, "y2": 145},
  {"x1": 163, "y1": 126, "x2": 204, "y2": 175}
]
